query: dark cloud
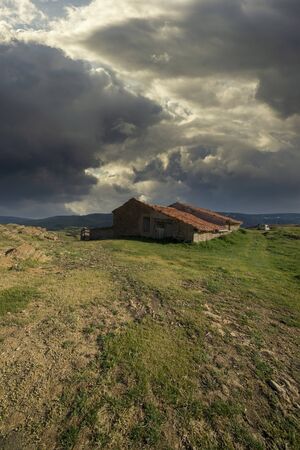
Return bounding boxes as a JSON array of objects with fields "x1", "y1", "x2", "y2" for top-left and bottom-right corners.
[
  {"x1": 256, "y1": 68, "x2": 300, "y2": 118},
  {"x1": 85, "y1": 0, "x2": 300, "y2": 116},
  {"x1": 2, "y1": 2, "x2": 299, "y2": 215},
  {"x1": 133, "y1": 143, "x2": 300, "y2": 213},
  {"x1": 0, "y1": 42, "x2": 162, "y2": 215}
]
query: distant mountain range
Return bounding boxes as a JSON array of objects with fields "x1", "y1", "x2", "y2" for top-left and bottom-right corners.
[
  {"x1": 220, "y1": 212, "x2": 300, "y2": 228},
  {"x1": 0, "y1": 212, "x2": 299, "y2": 230},
  {"x1": 0, "y1": 213, "x2": 113, "y2": 230}
]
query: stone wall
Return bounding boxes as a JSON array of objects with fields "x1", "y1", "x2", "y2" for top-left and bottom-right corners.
[
  {"x1": 192, "y1": 231, "x2": 223, "y2": 242},
  {"x1": 229, "y1": 225, "x2": 240, "y2": 232},
  {"x1": 113, "y1": 200, "x2": 152, "y2": 237},
  {"x1": 113, "y1": 199, "x2": 195, "y2": 241},
  {"x1": 81, "y1": 227, "x2": 114, "y2": 240},
  {"x1": 192, "y1": 228, "x2": 241, "y2": 243}
]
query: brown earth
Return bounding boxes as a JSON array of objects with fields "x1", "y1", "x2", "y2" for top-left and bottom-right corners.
[
  {"x1": 4, "y1": 243, "x2": 50, "y2": 262},
  {"x1": 0, "y1": 226, "x2": 299, "y2": 449}
]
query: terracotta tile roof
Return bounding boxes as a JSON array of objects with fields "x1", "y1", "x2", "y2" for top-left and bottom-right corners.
[
  {"x1": 170, "y1": 202, "x2": 242, "y2": 226},
  {"x1": 113, "y1": 198, "x2": 237, "y2": 232},
  {"x1": 152, "y1": 205, "x2": 221, "y2": 232}
]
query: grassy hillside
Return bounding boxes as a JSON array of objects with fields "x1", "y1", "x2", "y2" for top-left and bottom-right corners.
[{"x1": 0, "y1": 226, "x2": 299, "y2": 449}]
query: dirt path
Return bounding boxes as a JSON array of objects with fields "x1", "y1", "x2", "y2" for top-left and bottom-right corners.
[
  {"x1": 0, "y1": 242, "x2": 133, "y2": 449},
  {"x1": 0, "y1": 229, "x2": 299, "y2": 449}
]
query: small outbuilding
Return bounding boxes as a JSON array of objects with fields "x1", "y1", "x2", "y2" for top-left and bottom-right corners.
[{"x1": 258, "y1": 224, "x2": 270, "y2": 231}]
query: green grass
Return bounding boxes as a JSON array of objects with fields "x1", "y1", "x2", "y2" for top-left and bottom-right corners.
[
  {"x1": 0, "y1": 286, "x2": 39, "y2": 316},
  {"x1": 103, "y1": 228, "x2": 300, "y2": 325},
  {"x1": 0, "y1": 226, "x2": 299, "y2": 449},
  {"x1": 129, "y1": 402, "x2": 164, "y2": 447},
  {"x1": 60, "y1": 425, "x2": 80, "y2": 450},
  {"x1": 99, "y1": 320, "x2": 204, "y2": 402},
  {"x1": 92, "y1": 228, "x2": 299, "y2": 448}
]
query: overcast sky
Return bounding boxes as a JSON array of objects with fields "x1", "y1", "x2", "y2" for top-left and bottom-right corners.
[{"x1": 0, "y1": 0, "x2": 299, "y2": 217}]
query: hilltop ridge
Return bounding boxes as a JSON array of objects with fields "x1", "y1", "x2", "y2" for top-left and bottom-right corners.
[{"x1": 0, "y1": 212, "x2": 300, "y2": 230}]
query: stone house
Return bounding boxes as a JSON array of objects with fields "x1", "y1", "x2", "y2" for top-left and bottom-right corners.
[{"x1": 81, "y1": 198, "x2": 241, "y2": 242}]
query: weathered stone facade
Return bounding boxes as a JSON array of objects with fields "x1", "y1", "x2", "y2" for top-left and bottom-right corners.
[
  {"x1": 113, "y1": 198, "x2": 222, "y2": 242},
  {"x1": 81, "y1": 198, "x2": 241, "y2": 242},
  {"x1": 193, "y1": 231, "x2": 225, "y2": 242},
  {"x1": 114, "y1": 200, "x2": 188, "y2": 241}
]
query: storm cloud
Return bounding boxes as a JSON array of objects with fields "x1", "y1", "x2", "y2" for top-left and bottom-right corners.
[
  {"x1": 0, "y1": 42, "x2": 162, "y2": 215},
  {"x1": 85, "y1": 0, "x2": 300, "y2": 116},
  {"x1": 0, "y1": 0, "x2": 299, "y2": 215},
  {"x1": 133, "y1": 141, "x2": 300, "y2": 212}
]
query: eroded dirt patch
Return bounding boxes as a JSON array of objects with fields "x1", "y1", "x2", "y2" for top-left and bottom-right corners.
[
  {"x1": 0, "y1": 228, "x2": 299, "y2": 449},
  {"x1": 0, "y1": 231, "x2": 134, "y2": 449}
]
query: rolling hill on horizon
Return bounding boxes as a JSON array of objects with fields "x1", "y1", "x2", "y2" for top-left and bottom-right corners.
[
  {"x1": 219, "y1": 212, "x2": 300, "y2": 228},
  {"x1": 0, "y1": 213, "x2": 113, "y2": 230},
  {"x1": 0, "y1": 212, "x2": 300, "y2": 230}
]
